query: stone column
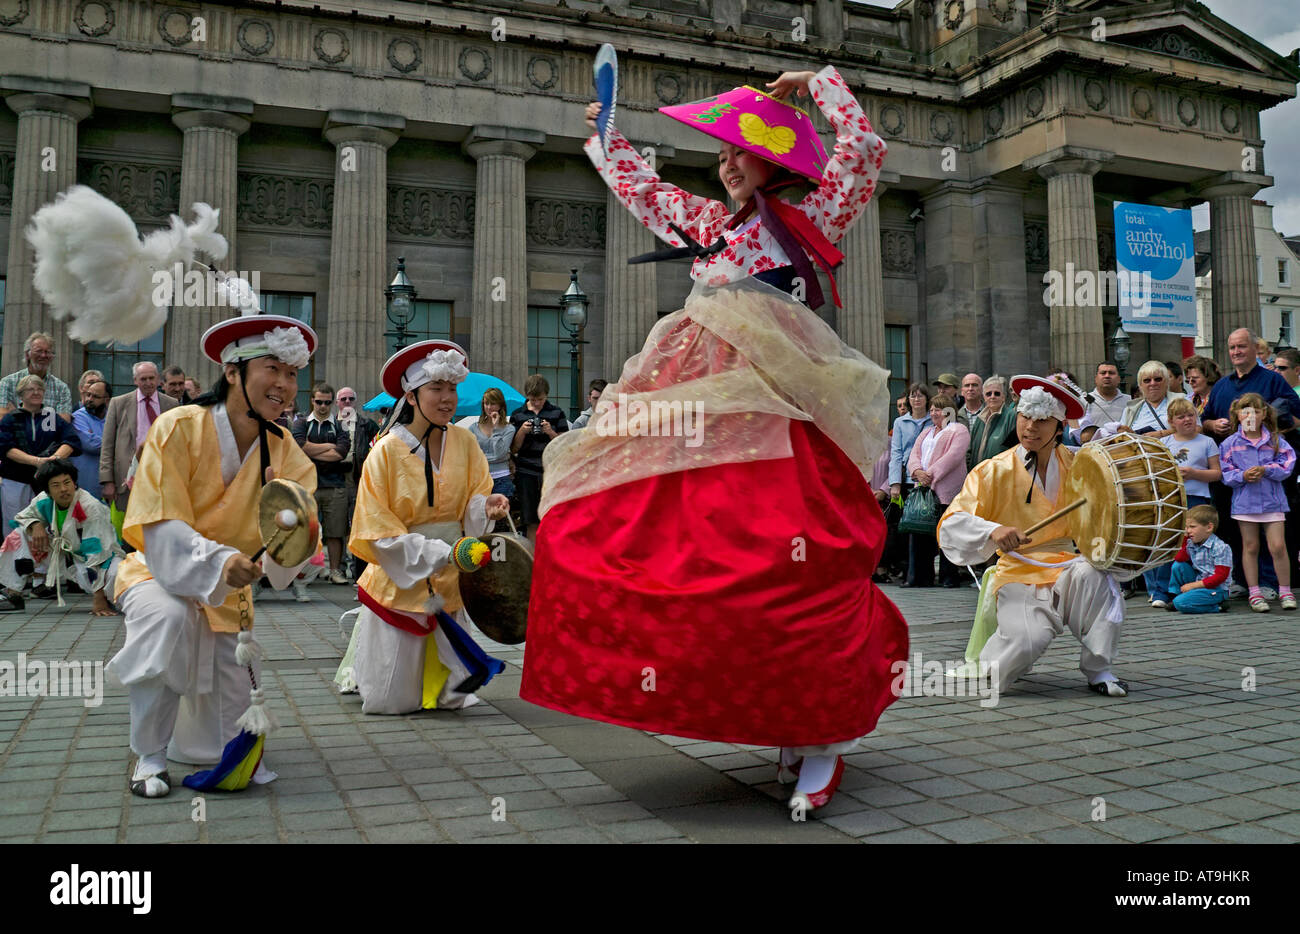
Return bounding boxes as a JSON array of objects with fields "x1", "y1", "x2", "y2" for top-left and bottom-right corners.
[
  {"x1": 603, "y1": 143, "x2": 671, "y2": 379},
  {"x1": 1, "y1": 78, "x2": 92, "y2": 376},
  {"x1": 1196, "y1": 171, "x2": 1272, "y2": 357},
  {"x1": 168, "y1": 95, "x2": 253, "y2": 381},
  {"x1": 1025, "y1": 147, "x2": 1112, "y2": 382},
  {"x1": 323, "y1": 111, "x2": 403, "y2": 402},
  {"x1": 972, "y1": 181, "x2": 1030, "y2": 376},
  {"x1": 920, "y1": 181, "x2": 978, "y2": 378},
  {"x1": 836, "y1": 173, "x2": 894, "y2": 367},
  {"x1": 463, "y1": 127, "x2": 544, "y2": 388}
]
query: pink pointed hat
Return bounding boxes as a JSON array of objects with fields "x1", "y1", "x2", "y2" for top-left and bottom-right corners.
[{"x1": 659, "y1": 86, "x2": 829, "y2": 182}]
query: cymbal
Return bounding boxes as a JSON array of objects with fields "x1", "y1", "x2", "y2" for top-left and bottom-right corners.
[{"x1": 257, "y1": 479, "x2": 319, "y2": 568}]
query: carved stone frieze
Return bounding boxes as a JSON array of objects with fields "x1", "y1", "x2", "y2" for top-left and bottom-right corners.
[
  {"x1": 929, "y1": 111, "x2": 953, "y2": 142},
  {"x1": 389, "y1": 37, "x2": 423, "y2": 74},
  {"x1": 1131, "y1": 88, "x2": 1154, "y2": 119},
  {"x1": 1024, "y1": 221, "x2": 1049, "y2": 269},
  {"x1": 882, "y1": 229, "x2": 916, "y2": 277},
  {"x1": 1120, "y1": 30, "x2": 1228, "y2": 67},
  {"x1": 157, "y1": 7, "x2": 194, "y2": 46},
  {"x1": 314, "y1": 27, "x2": 349, "y2": 64},
  {"x1": 0, "y1": 0, "x2": 30, "y2": 27},
  {"x1": 78, "y1": 160, "x2": 181, "y2": 222},
  {"x1": 527, "y1": 56, "x2": 558, "y2": 91},
  {"x1": 1025, "y1": 85, "x2": 1044, "y2": 118},
  {"x1": 1177, "y1": 96, "x2": 1199, "y2": 127},
  {"x1": 0, "y1": 150, "x2": 15, "y2": 211},
  {"x1": 237, "y1": 18, "x2": 274, "y2": 56},
  {"x1": 458, "y1": 46, "x2": 491, "y2": 81},
  {"x1": 654, "y1": 73, "x2": 683, "y2": 105},
  {"x1": 237, "y1": 172, "x2": 333, "y2": 230},
  {"x1": 387, "y1": 185, "x2": 475, "y2": 242},
  {"x1": 1220, "y1": 104, "x2": 1241, "y2": 134},
  {"x1": 74, "y1": 1, "x2": 115, "y2": 37},
  {"x1": 1084, "y1": 78, "x2": 1107, "y2": 112},
  {"x1": 985, "y1": 104, "x2": 1004, "y2": 135},
  {"x1": 879, "y1": 104, "x2": 906, "y2": 137},
  {"x1": 526, "y1": 198, "x2": 606, "y2": 251}
]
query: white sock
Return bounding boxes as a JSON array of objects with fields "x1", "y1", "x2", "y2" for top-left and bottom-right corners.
[
  {"x1": 794, "y1": 754, "x2": 838, "y2": 793},
  {"x1": 251, "y1": 762, "x2": 278, "y2": 785},
  {"x1": 779, "y1": 747, "x2": 801, "y2": 769},
  {"x1": 133, "y1": 752, "x2": 167, "y2": 781}
]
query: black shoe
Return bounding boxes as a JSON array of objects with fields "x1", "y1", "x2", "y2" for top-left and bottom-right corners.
[
  {"x1": 32, "y1": 584, "x2": 57, "y2": 600},
  {"x1": 1089, "y1": 680, "x2": 1129, "y2": 697},
  {"x1": 941, "y1": 579, "x2": 961, "y2": 588},
  {"x1": 0, "y1": 589, "x2": 24, "y2": 611}
]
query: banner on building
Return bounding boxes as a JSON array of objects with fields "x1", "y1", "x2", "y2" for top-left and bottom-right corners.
[{"x1": 1113, "y1": 201, "x2": 1197, "y2": 336}]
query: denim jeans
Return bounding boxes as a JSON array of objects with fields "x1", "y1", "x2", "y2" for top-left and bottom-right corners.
[
  {"x1": 1169, "y1": 561, "x2": 1229, "y2": 614},
  {"x1": 1143, "y1": 562, "x2": 1173, "y2": 603}
]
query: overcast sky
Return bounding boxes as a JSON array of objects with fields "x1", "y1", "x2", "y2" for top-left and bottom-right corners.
[
  {"x1": 1197, "y1": 0, "x2": 1300, "y2": 235},
  {"x1": 848, "y1": 1, "x2": 1300, "y2": 234}
]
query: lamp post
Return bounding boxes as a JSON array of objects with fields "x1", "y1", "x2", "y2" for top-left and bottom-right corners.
[
  {"x1": 384, "y1": 256, "x2": 418, "y2": 352},
  {"x1": 1110, "y1": 325, "x2": 1132, "y2": 393},
  {"x1": 559, "y1": 268, "x2": 589, "y2": 421}
]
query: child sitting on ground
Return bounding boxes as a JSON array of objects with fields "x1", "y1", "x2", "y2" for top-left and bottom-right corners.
[{"x1": 1167, "y1": 504, "x2": 1233, "y2": 614}]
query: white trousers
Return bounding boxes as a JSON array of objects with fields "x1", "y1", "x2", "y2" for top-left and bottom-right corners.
[
  {"x1": 107, "y1": 580, "x2": 259, "y2": 763},
  {"x1": 351, "y1": 605, "x2": 479, "y2": 715},
  {"x1": 981, "y1": 562, "x2": 1122, "y2": 692}
]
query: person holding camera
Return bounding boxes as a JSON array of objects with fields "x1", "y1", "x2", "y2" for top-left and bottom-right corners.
[{"x1": 510, "y1": 374, "x2": 568, "y2": 541}]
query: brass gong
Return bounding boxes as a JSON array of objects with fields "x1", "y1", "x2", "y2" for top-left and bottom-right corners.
[
  {"x1": 460, "y1": 528, "x2": 533, "y2": 645},
  {"x1": 256, "y1": 479, "x2": 320, "y2": 567}
]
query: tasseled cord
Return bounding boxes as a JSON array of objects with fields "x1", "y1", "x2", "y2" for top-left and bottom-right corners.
[
  {"x1": 234, "y1": 687, "x2": 278, "y2": 736},
  {"x1": 234, "y1": 630, "x2": 276, "y2": 736}
]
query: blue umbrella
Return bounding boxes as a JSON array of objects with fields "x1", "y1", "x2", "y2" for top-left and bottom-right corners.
[
  {"x1": 456, "y1": 372, "x2": 525, "y2": 419},
  {"x1": 362, "y1": 391, "x2": 394, "y2": 412}
]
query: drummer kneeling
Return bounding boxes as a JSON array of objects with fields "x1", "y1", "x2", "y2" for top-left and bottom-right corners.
[{"x1": 938, "y1": 375, "x2": 1129, "y2": 697}]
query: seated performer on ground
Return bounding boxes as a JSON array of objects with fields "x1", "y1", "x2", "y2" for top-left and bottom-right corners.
[
  {"x1": 0, "y1": 458, "x2": 123, "y2": 615},
  {"x1": 340, "y1": 340, "x2": 511, "y2": 715},
  {"x1": 520, "y1": 64, "x2": 906, "y2": 815},
  {"x1": 938, "y1": 375, "x2": 1130, "y2": 697},
  {"x1": 106, "y1": 312, "x2": 321, "y2": 798}
]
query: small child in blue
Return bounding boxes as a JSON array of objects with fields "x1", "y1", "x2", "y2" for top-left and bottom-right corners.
[{"x1": 1166, "y1": 504, "x2": 1233, "y2": 614}]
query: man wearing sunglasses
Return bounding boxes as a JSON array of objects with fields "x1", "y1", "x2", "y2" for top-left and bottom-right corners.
[{"x1": 293, "y1": 383, "x2": 352, "y2": 588}]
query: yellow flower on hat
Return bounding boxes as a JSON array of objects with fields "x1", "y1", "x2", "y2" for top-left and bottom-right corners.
[{"x1": 738, "y1": 113, "x2": 797, "y2": 156}]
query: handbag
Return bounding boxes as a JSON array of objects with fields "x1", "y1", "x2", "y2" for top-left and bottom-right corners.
[{"x1": 898, "y1": 486, "x2": 940, "y2": 535}]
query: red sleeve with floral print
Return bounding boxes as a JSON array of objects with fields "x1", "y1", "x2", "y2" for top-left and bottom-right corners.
[{"x1": 583, "y1": 65, "x2": 886, "y2": 288}]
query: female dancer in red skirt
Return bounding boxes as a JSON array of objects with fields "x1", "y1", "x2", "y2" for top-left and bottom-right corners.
[{"x1": 520, "y1": 66, "x2": 908, "y2": 814}]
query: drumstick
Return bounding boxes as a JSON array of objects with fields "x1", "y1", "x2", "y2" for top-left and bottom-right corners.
[{"x1": 1023, "y1": 497, "x2": 1087, "y2": 537}]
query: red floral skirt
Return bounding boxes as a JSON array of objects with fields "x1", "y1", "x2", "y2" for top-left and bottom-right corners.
[{"x1": 519, "y1": 419, "x2": 908, "y2": 747}]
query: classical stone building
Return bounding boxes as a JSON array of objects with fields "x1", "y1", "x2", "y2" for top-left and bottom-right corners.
[{"x1": 1, "y1": 0, "x2": 1297, "y2": 410}]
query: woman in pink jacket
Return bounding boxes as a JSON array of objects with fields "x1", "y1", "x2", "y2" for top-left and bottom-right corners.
[{"x1": 906, "y1": 393, "x2": 971, "y2": 588}]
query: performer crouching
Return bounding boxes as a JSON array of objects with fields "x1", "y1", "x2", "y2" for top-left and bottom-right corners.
[
  {"x1": 107, "y1": 313, "x2": 320, "y2": 798},
  {"x1": 937, "y1": 375, "x2": 1129, "y2": 697},
  {"x1": 343, "y1": 340, "x2": 511, "y2": 715}
]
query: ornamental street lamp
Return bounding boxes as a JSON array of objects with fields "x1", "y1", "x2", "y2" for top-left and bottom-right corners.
[
  {"x1": 384, "y1": 256, "x2": 418, "y2": 351},
  {"x1": 1110, "y1": 325, "x2": 1132, "y2": 392},
  {"x1": 559, "y1": 268, "x2": 589, "y2": 421}
]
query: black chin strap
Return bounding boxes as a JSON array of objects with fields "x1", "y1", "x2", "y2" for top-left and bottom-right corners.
[
  {"x1": 1023, "y1": 442, "x2": 1057, "y2": 504},
  {"x1": 240, "y1": 380, "x2": 284, "y2": 487},
  {"x1": 409, "y1": 394, "x2": 447, "y2": 506}
]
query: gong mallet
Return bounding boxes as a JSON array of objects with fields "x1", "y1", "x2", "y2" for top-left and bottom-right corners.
[{"x1": 251, "y1": 508, "x2": 299, "y2": 563}]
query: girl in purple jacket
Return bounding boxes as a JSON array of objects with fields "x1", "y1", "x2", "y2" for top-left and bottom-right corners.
[{"x1": 1219, "y1": 393, "x2": 1297, "y2": 611}]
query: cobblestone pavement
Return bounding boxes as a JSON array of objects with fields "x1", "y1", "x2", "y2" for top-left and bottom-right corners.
[{"x1": 1, "y1": 578, "x2": 1297, "y2": 843}]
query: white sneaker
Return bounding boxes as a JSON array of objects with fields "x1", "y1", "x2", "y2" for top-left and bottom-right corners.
[
  {"x1": 1259, "y1": 587, "x2": 1278, "y2": 601},
  {"x1": 1150, "y1": 599, "x2": 1168, "y2": 609},
  {"x1": 292, "y1": 581, "x2": 311, "y2": 603},
  {"x1": 1229, "y1": 583, "x2": 1247, "y2": 598},
  {"x1": 328, "y1": 569, "x2": 349, "y2": 585}
]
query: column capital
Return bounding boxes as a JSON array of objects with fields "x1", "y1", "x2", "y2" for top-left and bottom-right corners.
[
  {"x1": 1192, "y1": 171, "x2": 1274, "y2": 202},
  {"x1": 874, "y1": 169, "x2": 900, "y2": 197},
  {"x1": 172, "y1": 109, "x2": 251, "y2": 136},
  {"x1": 462, "y1": 126, "x2": 545, "y2": 162},
  {"x1": 1023, "y1": 146, "x2": 1113, "y2": 180},
  {"x1": 323, "y1": 110, "x2": 404, "y2": 149},
  {"x1": 2, "y1": 76, "x2": 92, "y2": 121}
]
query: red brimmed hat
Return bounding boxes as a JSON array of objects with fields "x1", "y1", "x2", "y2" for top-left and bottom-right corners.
[
  {"x1": 1010, "y1": 374, "x2": 1087, "y2": 421},
  {"x1": 381, "y1": 340, "x2": 469, "y2": 398},
  {"x1": 659, "y1": 86, "x2": 829, "y2": 182},
  {"x1": 201, "y1": 314, "x2": 317, "y2": 369}
]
